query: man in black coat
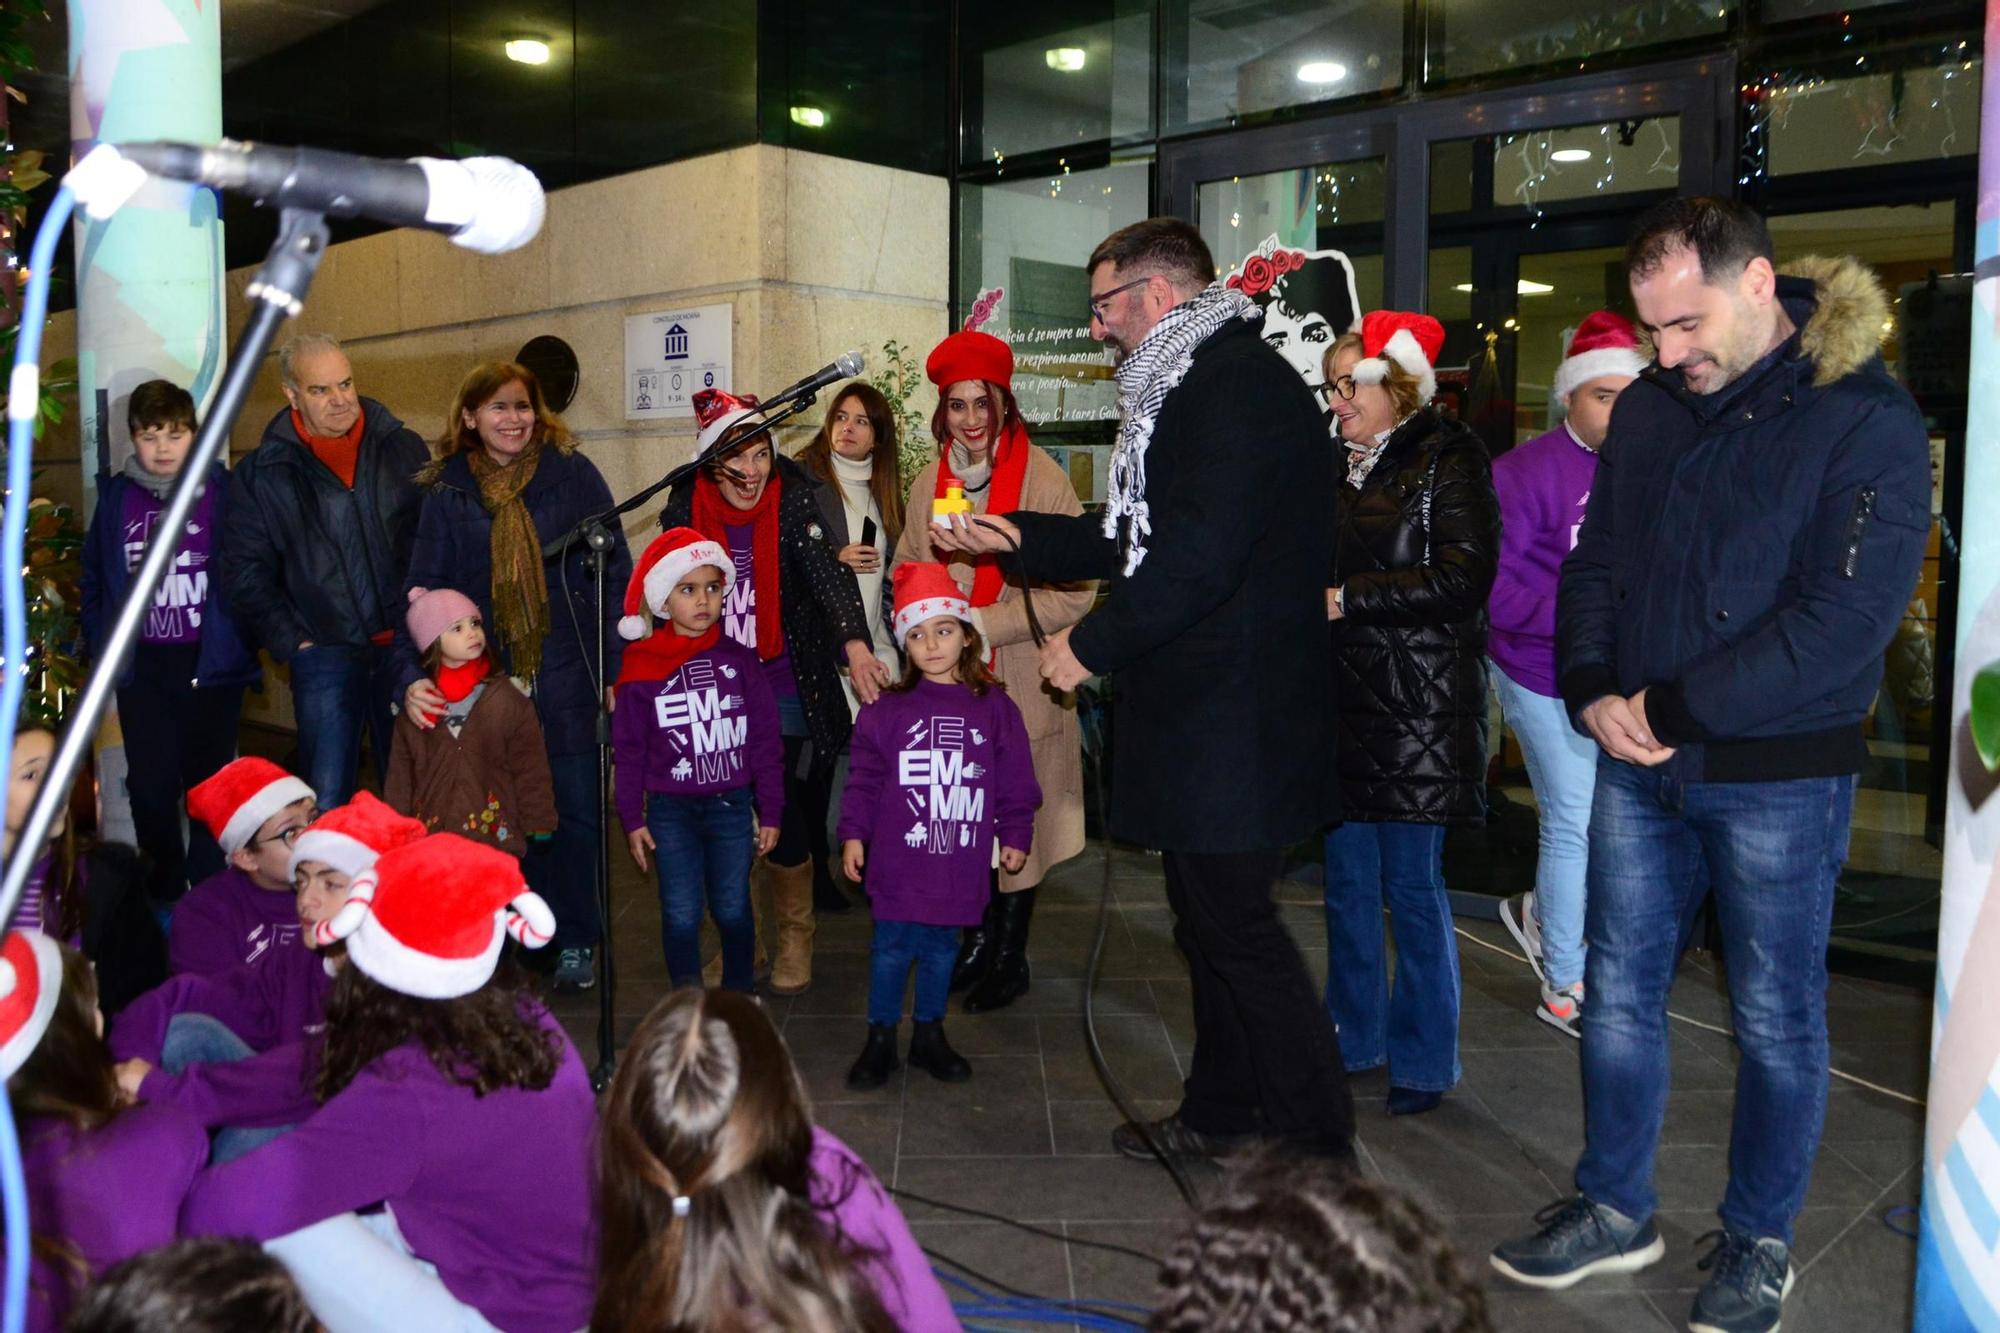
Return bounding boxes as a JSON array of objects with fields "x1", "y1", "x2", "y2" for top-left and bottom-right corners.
[
  {"x1": 935, "y1": 217, "x2": 1352, "y2": 1161},
  {"x1": 218, "y1": 334, "x2": 428, "y2": 806}
]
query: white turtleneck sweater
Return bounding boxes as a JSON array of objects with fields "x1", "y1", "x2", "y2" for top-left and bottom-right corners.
[{"x1": 830, "y1": 452, "x2": 899, "y2": 714}]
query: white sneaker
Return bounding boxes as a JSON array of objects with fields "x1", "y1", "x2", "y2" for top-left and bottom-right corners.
[
  {"x1": 1499, "y1": 892, "x2": 1546, "y2": 983},
  {"x1": 1538, "y1": 980, "x2": 1583, "y2": 1039}
]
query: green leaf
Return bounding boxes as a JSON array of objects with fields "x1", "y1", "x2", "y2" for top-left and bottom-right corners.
[{"x1": 1974, "y1": 663, "x2": 2000, "y2": 772}]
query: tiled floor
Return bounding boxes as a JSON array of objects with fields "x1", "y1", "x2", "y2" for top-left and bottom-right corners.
[{"x1": 548, "y1": 842, "x2": 1929, "y2": 1333}]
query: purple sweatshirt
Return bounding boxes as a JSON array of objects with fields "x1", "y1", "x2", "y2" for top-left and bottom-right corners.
[
  {"x1": 809, "y1": 1127, "x2": 960, "y2": 1330},
  {"x1": 1489, "y1": 423, "x2": 1602, "y2": 697},
  {"x1": 110, "y1": 937, "x2": 334, "y2": 1063},
  {"x1": 20, "y1": 1104, "x2": 208, "y2": 1333},
  {"x1": 121, "y1": 479, "x2": 216, "y2": 646},
  {"x1": 181, "y1": 1006, "x2": 596, "y2": 1333},
  {"x1": 139, "y1": 1038, "x2": 318, "y2": 1130},
  {"x1": 169, "y1": 866, "x2": 303, "y2": 978},
  {"x1": 613, "y1": 636, "x2": 784, "y2": 833},
  {"x1": 838, "y1": 681, "x2": 1039, "y2": 928}
]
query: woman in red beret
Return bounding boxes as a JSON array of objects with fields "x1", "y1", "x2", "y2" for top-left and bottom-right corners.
[{"x1": 890, "y1": 330, "x2": 1096, "y2": 1011}]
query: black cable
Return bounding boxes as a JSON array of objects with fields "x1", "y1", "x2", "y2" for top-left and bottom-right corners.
[
  {"x1": 886, "y1": 1186, "x2": 1162, "y2": 1266},
  {"x1": 920, "y1": 1245, "x2": 1148, "y2": 1327}
]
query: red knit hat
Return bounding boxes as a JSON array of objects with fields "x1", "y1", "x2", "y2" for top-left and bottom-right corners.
[
  {"x1": 618, "y1": 526, "x2": 736, "y2": 640},
  {"x1": 188, "y1": 757, "x2": 316, "y2": 856},
  {"x1": 1553, "y1": 310, "x2": 1648, "y2": 403},
  {"x1": 925, "y1": 331, "x2": 1014, "y2": 392},
  {"x1": 314, "y1": 832, "x2": 556, "y2": 999},
  {"x1": 1352, "y1": 310, "x2": 1447, "y2": 405},
  {"x1": 891, "y1": 562, "x2": 972, "y2": 645},
  {"x1": 405, "y1": 586, "x2": 482, "y2": 654},
  {"x1": 289, "y1": 790, "x2": 429, "y2": 882},
  {"x1": 693, "y1": 388, "x2": 766, "y2": 453},
  {"x1": 0, "y1": 929, "x2": 61, "y2": 1080}
]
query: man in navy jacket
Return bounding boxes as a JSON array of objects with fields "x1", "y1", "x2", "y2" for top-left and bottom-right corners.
[{"x1": 1489, "y1": 198, "x2": 1931, "y2": 1333}]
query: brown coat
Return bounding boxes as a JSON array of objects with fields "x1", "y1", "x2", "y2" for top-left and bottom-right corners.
[
  {"x1": 384, "y1": 677, "x2": 559, "y2": 855},
  {"x1": 896, "y1": 447, "x2": 1094, "y2": 889}
]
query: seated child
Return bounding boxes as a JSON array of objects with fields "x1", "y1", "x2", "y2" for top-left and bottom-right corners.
[
  {"x1": 595, "y1": 987, "x2": 957, "y2": 1332},
  {"x1": 1, "y1": 930, "x2": 206, "y2": 1332},
  {"x1": 385, "y1": 586, "x2": 556, "y2": 853},
  {"x1": 66, "y1": 1237, "x2": 318, "y2": 1333},
  {"x1": 840, "y1": 563, "x2": 1038, "y2": 1090},
  {"x1": 175, "y1": 757, "x2": 317, "y2": 978},
  {"x1": 180, "y1": 832, "x2": 598, "y2": 1333},
  {"x1": 611, "y1": 527, "x2": 782, "y2": 993}
]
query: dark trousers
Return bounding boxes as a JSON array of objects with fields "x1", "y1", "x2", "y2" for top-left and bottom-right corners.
[
  {"x1": 289, "y1": 643, "x2": 398, "y2": 807},
  {"x1": 118, "y1": 643, "x2": 243, "y2": 904},
  {"x1": 770, "y1": 734, "x2": 835, "y2": 884},
  {"x1": 1163, "y1": 848, "x2": 1355, "y2": 1153},
  {"x1": 526, "y1": 751, "x2": 602, "y2": 949}
]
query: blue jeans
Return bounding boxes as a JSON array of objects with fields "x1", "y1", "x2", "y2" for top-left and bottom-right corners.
[
  {"x1": 1490, "y1": 661, "x2": 1598, "y2": 988},
  {"x1": 1576, "y1": 759, "x2": 1855, "y2": 1244},
  {"x1": 161, "y1": 1013, "x2": 290, "y2": 1165},
  {"x1": 525, "y1": 752, "x2": 602, "y2": 950},
  {"x1": 647, "y1": 789, "x2": 755, "y2": 990},
  {"x1": 868, "y1": 919, "x2": 958, "y2": 1026},
  {"x1": 1322, "y1": 820, "x2": 1461, "y2": 1093},
  {"x1": 289, "y1": 644, "x2": 398, "y2": 808}
]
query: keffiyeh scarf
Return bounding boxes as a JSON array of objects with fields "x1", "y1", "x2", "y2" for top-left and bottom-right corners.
[{"x1": 1101, "y1": 281, "x2": 1261, "y2": 575}]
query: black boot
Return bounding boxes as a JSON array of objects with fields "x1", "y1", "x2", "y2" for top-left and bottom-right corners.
[
  {"x1": 963, "y1": 887, "x2": 1036, "y2": 1014},
  {"x1": 907, "y1": 1020, "x2": 972, "y2": 1082},
  {"x1": 846, "y1": 1024, "x2": 901, "y2": 1090},
  {"x1": 813, "y1": 855, "x2": 853, "y2": 914},
  {"x1": 949, "y1": 891, "x2": 1002, "y2": 992}
]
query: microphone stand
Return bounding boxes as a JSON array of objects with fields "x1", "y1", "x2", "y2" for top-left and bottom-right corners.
[
  {"x1": 0, "y1": 208, "x2": 332, "y2": 929},
  {"x1": 541, "y1": 391, "x2": 821, "y2": 1090}
]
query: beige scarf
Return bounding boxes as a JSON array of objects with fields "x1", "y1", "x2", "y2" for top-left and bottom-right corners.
[{"x1": 467, "y1": 446, "x2": 549, "y2": 678}]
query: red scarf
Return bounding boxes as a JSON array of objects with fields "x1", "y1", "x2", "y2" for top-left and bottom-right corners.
[
  {"x1": 291, "y1": 409, "x2": 365, "y2": 489},
  {"x1": 691, "y1": 470, "x2": 784, "y2": 661},
  {"x1": 422, "y1": 656, "x2": 490, "y2": 723},
  {"x1": 616, "y1": 623, "x2": 721, "y2": 687},
  {"x1": 936, "y1": 419, "x2": 1031, "y2": 608}
]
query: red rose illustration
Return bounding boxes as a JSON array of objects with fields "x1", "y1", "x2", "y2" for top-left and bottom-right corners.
[{"x1": 1240, "y1": 254, "x2": 1276, "y2": 296}]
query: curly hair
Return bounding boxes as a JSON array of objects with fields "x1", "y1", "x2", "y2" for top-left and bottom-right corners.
[
  {"x1": 314, "y1": 959, "x2": 558, "y2": 1102},
  {"x1": 594, "y1": 989, "x2": 899, "y2": 1333},
  {"x1": 1150, "y1": 1153, "x2": 1490, "y2": 1333},
  {"x1": 67, "y1": 1237, "x2": 318, "y2": 1333}
]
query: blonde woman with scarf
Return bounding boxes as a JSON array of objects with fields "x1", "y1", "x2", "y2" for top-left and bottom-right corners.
[
  {"x1": 394, "y1": 361, "x2": 632, "y2": 994},
  {"x1": 893, "y1": 330, "x2": 1094, "y2": 1013}
]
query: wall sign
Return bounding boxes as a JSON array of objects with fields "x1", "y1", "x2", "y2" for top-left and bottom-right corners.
[{"x1": 624, "y1": 303, "x2": 732, "y2": 420}]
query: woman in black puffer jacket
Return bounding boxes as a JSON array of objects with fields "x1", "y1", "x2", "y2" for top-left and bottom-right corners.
[{"x1": 1321, "y1": 312, "x2": 1499, "y2": 1118}]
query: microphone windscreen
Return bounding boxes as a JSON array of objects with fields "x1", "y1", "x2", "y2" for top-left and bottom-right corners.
[
  {"x1": 418, "y1": 156, "x2": 547, "y2": 255},
  {"x1": 836, "y1": 349, "x2": 866, "y2": 377}
]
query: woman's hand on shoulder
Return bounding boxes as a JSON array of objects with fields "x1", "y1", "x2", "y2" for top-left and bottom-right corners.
[{"x1": 403, "y1": 678, "x2": 445, "y2": 729}]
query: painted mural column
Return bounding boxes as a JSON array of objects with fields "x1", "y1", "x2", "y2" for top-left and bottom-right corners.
[
  {"x1": 68, "y1": 0, "x2": 224, "y2": 496},
  {"x1": 1917, "y1": 3, "x2": 2000, "y2": 1327}
]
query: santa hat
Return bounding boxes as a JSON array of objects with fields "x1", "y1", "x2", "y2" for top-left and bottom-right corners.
[
  {"x1": 891, "y1": 562, "x2": 971, "y2": 645},
  {"x1": 289, "y1": 790, "x2": 429, "y2": 882},
  {"x1": 0, "y1": 929, "x2": 63, "y2": 1081},
  {"x1": 314, "y1": 833, "x2": 556, "y2": 999},
  {"x1": 618, "y1": 526, "x2": 736, "y2": 641},
  {"x1": 1552, "y1": 311, "x2": 1648, "y2": 404},
  {"x1": 1351, "y1": 310, "x2": 1446, "y2": 406},
  {"x1": 693, "y1": 388, "x2": 766, "y2": 454},
  {"x1": 188, "y1": 757, "x2": 316, "y2": 857},
  {"x1": 925, "y1": 330, "x2": 1014, "y2": 392},
  {"x1": 406, "y1": 586, "x2": 482, "y2": 654}
]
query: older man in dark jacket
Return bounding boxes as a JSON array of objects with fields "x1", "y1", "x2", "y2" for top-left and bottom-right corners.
[
  {"x1": 218, "y1": 334, "x2": 428, "y2": 806},
  {"x1": 935, "y1": 217, "x2": 1351, "y2": 1163},
  {"x1": 1491, "y1": 198, "x2": 1931, "y2": 1333}
]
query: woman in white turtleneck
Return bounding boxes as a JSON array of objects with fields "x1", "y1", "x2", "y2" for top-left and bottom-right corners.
[{"x1": 797, "y1": 383, "x2": 907, "y2": 714}]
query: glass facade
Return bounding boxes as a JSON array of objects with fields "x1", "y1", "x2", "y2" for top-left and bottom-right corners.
[
  {"x1": 1426, "y1": 0, "x2": 1734, "y2": 83},
  {"x1": 1166, "y1": 0, "x2": 1403, "y2": 133},
  {"x1": 960, "y1": 2, "x2": 1156, "y2": 167}
]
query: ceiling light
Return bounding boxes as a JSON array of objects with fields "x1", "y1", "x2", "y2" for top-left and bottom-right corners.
[
  {"x1": 1045, "y1": 47, "x2": 1087, "y2": 73},
  {"x1": 1453, "y1": 280, "x2": 1556, "y2": 295},
  {"x1": 1297, "y1": 61, "x2": 1347, "y2": 84},
  {"x1": 789, "y1": 106, "x2": 828, "y2": 129},
  {"x1": 504, "y1": 38, "x2": 550, "y2": 65},
  {"x1": 1550, "y1": 148, "x2": 1593, "y2": 163}
]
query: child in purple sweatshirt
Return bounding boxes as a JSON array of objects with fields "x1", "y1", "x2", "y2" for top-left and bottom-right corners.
[
  {"x1": 176, "y1": 756, "x2": 319, "y2": 978},
  {"x1": 1, "y1": 930, "x2": 208, "y2": 1333},
  {"x1": 613, "y1": 527, "x2": 783, "y2": 993},
  {"x1": 179, "y1": 833, "x2": 596, "y2": 1333},
  {"x1": 841, "y1": 563, "x2": 1038, "y2": 1090},
  {"x1": 596, "y1": 988, "x2": 959, "y2": 1331}
]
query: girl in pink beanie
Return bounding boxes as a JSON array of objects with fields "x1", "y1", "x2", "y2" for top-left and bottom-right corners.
[{"x1": 383, "y1": 586, "x2": 557, "y2": 855}]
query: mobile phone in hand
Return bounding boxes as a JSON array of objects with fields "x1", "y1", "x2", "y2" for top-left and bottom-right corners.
[{"x1": 860, "y1": 515, "x2": 878, "y2": 549}]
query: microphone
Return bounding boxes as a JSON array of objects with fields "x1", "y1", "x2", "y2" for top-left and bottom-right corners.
[
  {"x1": 114, "y1": 140, "x2": 546, "y2": 255},
  {"x1": 763, "y1": 350, "x2": 867, "y2": 409}
]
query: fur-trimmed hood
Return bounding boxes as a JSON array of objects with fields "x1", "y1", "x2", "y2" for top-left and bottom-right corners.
[{"x1": 1778, "y1": 254, "x2": 1890, "y2": 388}]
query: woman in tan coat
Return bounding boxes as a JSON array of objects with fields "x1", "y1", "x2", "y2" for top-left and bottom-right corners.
[{"x1": 892, "y1": 330, "x2": 1094, "y2": 1012}]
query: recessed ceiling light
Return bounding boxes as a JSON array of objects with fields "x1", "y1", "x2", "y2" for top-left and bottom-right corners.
[
  {"x1": 789, "y1": 106, "x2": 828, "y2": 129},
  {"x1": 504, "y1": 38, "x2": 550, "y2": 65},
  {"x1": 1297, "y1": 61, "x2": 1347, "y2": 84},
  {"x1": 1045, "y1": 47, "x2": 1087, "y2": 73},
  {"x1": 1452, "y1": 280, "x2": 1557, "y2": 295},
  {"x1": 1550, "y1": 148, "x2": 1593, "y2": 163}
]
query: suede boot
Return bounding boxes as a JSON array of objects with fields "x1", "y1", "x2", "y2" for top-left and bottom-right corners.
[
  {"x1": 907, "y1": 1020, "x2": 972, "y2": 1082},
  {"x1": 847, "y1": 1023, "x2": 901, "y2": 1090},
  {"x1": 766, "y1": 859, "x2": 817, "y2": 996},
  {"x1": 963, "y1": 887, "x2": 1036, "y2": 1014}
]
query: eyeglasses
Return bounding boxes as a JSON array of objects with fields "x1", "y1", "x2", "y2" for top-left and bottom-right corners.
[
  {"x1": 1315, "y1": 375, "x2": 1358, "y2": 403},
  {"x1": 1087, "y1": 276, "x2": 1153, "y2": 323},
  {"x1": 250, "y1": 809, "x2": 319, "y2": 850}
]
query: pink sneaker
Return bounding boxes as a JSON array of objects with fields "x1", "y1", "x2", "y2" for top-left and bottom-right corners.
[{"x1": 1538, "y1": 981, "x2": 1583, "y2": 1039}]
